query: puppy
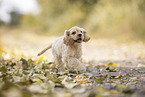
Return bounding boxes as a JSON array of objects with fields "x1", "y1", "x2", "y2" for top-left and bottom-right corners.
[{"x1": 38, "y1": 26, "x2": 90, "y2": 73}]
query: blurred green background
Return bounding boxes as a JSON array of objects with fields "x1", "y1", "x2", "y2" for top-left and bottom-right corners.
[
  {"x1": 0, "y1": 0, "x2": 145, "y2": 40},
  {"x1": 0, "y1": 0, "x2": 145, "y2": 60}
]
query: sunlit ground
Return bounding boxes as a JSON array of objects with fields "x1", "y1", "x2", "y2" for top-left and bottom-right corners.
[
  {"x1": 1, "y1": 29, "x2": 145, "y2": 63},
  {"x1": 1, "y1": 28, "x2": 145, "y2": 97}
]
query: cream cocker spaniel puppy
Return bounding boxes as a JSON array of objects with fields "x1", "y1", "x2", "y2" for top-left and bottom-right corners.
[{"x1": 38, "y1": 26, "x2": 90, "y2": 73}]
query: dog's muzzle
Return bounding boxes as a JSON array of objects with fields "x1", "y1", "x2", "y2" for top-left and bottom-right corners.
[{"x1": 74, "y1": 38, "x2": 82, "y2": 43}]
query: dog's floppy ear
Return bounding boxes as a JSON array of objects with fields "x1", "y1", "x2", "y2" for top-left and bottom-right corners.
[
  {"x1": 81, "y1": 29, "x2": 90, "y2": 42},
  {"x1": 64, "y1": 30, "x2": 70, "y2": 36},
  {"x1": 63, "y1": 30, "x2": 74, "y2": 46}
]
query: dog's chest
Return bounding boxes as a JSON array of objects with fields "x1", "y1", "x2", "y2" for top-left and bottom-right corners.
[{"x1": 66, "y1": 46, "x2": 82, "y2": 58}]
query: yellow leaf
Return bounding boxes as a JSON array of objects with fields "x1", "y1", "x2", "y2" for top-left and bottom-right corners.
[
  {"x1": 10, "y1": 51, "x2": 15, "y2": 56},
  {"x1": 135, "y1": 81, "x2": 139, "y2": 84},
  {"x1": 38, "y1": 56, "x2": 43, "y2": 62},
  {"x1": 97, "y1": 87, "x2": 105, "y2": 94},
  {"x1": 107, "y1": 63, "x2": 118, "y2": 67},
  {"x1": 87, "y1": 65, "x2": 93, "y2": 68},
  {"x1": 132, "y1": 68, "x2": 137, "y2": 70},
  {"x1": 119, "y1": 79, "x2": 124, "y2": 82},
  {"x1": 126, "y1": 73, "x2": 131, "y2": 76}
]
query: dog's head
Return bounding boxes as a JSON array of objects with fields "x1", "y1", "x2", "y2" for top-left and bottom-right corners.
[{"x1": 63, "y1": 26, "x2": 90, "y2": 46}]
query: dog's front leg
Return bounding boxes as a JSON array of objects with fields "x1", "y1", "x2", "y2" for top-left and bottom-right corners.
[
  {"x1": 54, "y1": 56, "x2": 65, "y2": 73},
  {"x1": 63, "y1": 57, "x2": 86, "y2": 73}
]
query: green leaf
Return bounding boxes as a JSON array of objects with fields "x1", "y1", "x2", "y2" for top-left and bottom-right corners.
[
  {"x1": 0, "y1": 66, "x2": 7, "y2": 73},
  {"x1": 93, "y1": 77, "x2": 105, "y2": 84},
  {"x1": 45, "y1": 71, "x2": 62, "y2": 85}
]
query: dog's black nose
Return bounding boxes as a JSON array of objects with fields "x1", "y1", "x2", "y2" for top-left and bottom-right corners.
[{"x1": 78, "y1": 34, "x2": 82, "y2": 37}]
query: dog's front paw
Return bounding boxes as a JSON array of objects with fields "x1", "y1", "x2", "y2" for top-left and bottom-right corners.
[{"x1": 68, "y1": 67, "x2": 86, "y2": 74}]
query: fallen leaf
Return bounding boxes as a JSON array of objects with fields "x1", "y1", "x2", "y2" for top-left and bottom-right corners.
[
  {"x1": 93, "y1": 77, "x2": 105, "y2": 84},
  {"x1": 49, "y1": 63, "x2": 56, "y2": 69},
  {"x1": 62, "y1": 76, "x2": 78, "y2": 89},
  {"x1": 107, "y1": 62, "x2": 118, "y2": 67},
  {"x1": 45, "y1": 71, "x2": 62, "y2": 85},
  {"x1": 132, "y1": 68, "x2": 137, "y2": 70},
  {"x1": 126, "y1": 73, "x2": 131, "y2": 76},
  {"x1": 130, "y1": 77, "x2": 139, "y2": 80},
  {"x1": 87, "y1": 65, "x2": 93, "y2": 68},
  {"x1": 135, "y1": 81, "x2": 139, "y2": 84},
  {"x1": 75, "y1": 75, "x2": 90, "y2": 84},
  {"x1": 38, "y1": 56, "x2": 43, "y2": 62},
  {"x1": 115, "y1": 75, "x2": 122, "y2": 79}
]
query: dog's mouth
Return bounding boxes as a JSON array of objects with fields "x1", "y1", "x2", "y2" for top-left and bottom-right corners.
[{"x1": 74, "y1": 38, "x2": 82, "y2": 43}]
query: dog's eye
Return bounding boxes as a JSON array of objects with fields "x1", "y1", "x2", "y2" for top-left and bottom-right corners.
[
  {"x1": 80, "y1": 31, "x2": 82, "y2": 33},
  {"x1": 72, "y1": 32, "x2": 76, "y2": 35}
]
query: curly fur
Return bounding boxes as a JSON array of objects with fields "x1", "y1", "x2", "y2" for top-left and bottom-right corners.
[{"x1": 38, "y1": 26, "x2": 90, "y2": 73}]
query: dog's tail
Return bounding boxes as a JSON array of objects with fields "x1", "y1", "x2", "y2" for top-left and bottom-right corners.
[{"x1": 37, "y1": 44, "x2": 52, "y2": 56}]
